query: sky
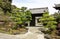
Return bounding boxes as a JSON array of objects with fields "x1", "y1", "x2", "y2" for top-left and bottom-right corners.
[{"x1": 12, "y1": 0, "x2": 60, "y2": 14}]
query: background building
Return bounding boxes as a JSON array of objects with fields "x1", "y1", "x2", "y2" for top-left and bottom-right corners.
[
  {"x1": 30, "y1": 7, "x2": 48, "y2": 26},
  {"x1": 54, "y1": 4, "x2": 60, "y2": 13}
]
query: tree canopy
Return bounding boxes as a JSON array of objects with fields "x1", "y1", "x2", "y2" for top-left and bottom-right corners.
[
  {"x1": 0, "y1": 0, "x2": 12, "y2": 14},
  {"x1": 53, "y1": 12, "x2": 60, "y2": 22},
  {"x1": 40, "y1": 12, "x2": 57, "y2": 34},
  {"x1": 0, "y1": 0, "x2": 32, "y2": 28},
  {"x1": 10, "y1": 7, "x2": 32, "y2": 27}
]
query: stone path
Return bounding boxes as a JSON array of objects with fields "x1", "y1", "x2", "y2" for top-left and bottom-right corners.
[
  {"x1": 0, "y1": 33, "x2": 22, "y2": 39},
  {"x1": 0, "y1": 27, "x2": 45, "y2": 39}
]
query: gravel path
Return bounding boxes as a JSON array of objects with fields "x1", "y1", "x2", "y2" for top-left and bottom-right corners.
[
  {"x1": 0, "y1": 27, "x2": 45, "y2": 39},
  {"x1": 0, "y1": 33, "x2": 22, "y2": 39}
]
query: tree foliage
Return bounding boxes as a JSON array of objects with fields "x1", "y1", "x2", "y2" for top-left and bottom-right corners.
[
  {"x1": 53, "y1": 12, "x2": 60, "y2": 22},
  {"x1": 40, "y1": 12, "x2": 57, "y2": 34},
  {"x1": 0, "y1": 0, "x2": 12, "y2": 14},
  {"x1": 10, "y1": 7, "x2": 32, "y2": 28}
]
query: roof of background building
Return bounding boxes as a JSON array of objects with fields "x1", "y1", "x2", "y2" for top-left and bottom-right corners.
[
  {"x1": 30, "y1": 7, "x2": 48, "y2": 14},
  {"x1": 55, "y1": 4, "x2": 60, "y2": 7},
  {"x1": 54, "y1": 4, "x2": 60, "y2": 10}
]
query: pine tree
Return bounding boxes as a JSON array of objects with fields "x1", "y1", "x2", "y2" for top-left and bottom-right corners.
[{"x1": 40, "y1": 12, "x2": 57, "y2": 34}]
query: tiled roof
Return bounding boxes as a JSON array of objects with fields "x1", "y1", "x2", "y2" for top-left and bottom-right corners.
[
  {"x1": 30, "y1": 7, "x2": 48, "y2": 14},
  {"x1": 55, "y1": 4, "x2": 60, "y2": 7}
]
